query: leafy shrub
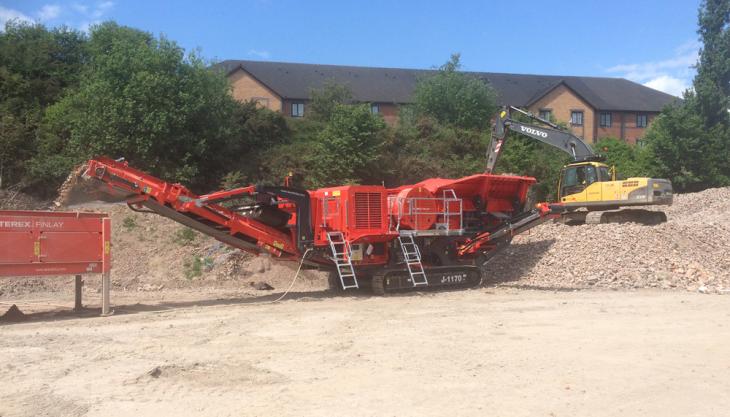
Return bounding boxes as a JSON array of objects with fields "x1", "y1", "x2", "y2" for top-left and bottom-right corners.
[
  {"x1": 220, "y1": 171, "x2": 246, "y2": 190},
  {"x1": 594, "y1": 137, "x2": 653, "y2": 179},
  {"x1": 173, "y1": 227, "x2": 197, "y2": 245},
  {"x1": 122, "y1": 216, "x2": 137, "y2": 230},
  {"x1": 183, "y1": 256, "x2": 213, "y2": 280},
  {"x1": 413, "y1": 54, "x2": 497, "y2": 131}
]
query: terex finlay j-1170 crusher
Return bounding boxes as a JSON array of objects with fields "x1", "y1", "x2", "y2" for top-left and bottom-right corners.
[{"x1": 69, "y1": 156, "x2": 562, "y2": 294}]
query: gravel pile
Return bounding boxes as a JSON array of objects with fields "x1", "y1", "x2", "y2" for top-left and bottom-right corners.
[{"x1": 485, "y1": 187, "x2": 730, "y2": 293}]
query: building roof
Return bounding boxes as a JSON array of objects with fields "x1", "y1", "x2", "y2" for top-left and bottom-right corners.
[{"x1": 216, "y1": 60, "x2": 680, "y2": 112}]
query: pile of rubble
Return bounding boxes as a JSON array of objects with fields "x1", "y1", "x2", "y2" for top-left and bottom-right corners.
[{"x1": 485, "y1": 187, "x2": 730, "y2": 293}]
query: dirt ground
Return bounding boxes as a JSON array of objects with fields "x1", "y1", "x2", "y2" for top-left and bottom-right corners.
[{"x1": 1, "y1": 287, "x2": 729, "y2": 417}]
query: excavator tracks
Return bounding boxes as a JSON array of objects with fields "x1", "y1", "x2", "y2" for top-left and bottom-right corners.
[
  {"x1": 585, "y1": 209, "x2": 667, "y2": 225},
  {"x1": 562, "y1": 209, "x2": 668, "y2": 225}
]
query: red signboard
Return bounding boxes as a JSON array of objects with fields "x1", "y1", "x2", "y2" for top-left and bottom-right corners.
[{"x1": 0, "y1": 210, "x2": 111, "y2": 277}]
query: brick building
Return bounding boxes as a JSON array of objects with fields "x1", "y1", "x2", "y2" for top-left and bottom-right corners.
[{"x1": 217, "y1": 60, "x2": 679, "y2": 144}]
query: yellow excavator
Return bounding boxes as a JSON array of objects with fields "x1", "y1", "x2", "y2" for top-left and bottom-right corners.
[{"x1": 486, "y1": 106, "x2": 673, "y2": 224}]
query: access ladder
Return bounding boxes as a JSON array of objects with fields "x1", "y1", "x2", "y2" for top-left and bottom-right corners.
[
  {"x1": 398, "y1": 234, "x2": 428, "y2": 286},
  {"x1": 326, "y1": 231, "x2": 359, "y2": 289}
]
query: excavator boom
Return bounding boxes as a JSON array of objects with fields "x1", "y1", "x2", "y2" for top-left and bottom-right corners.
[{"x1": 487, "y1": 106, "x2": 598, "y2": 173}]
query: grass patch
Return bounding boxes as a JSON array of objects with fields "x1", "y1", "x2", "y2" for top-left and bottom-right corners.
[
  {"x1": 173, "y1": 227, "x2": 198, "y2": 245},
  {"x1": 184, "y1": 256, "x2": 214, "y2": 280},
  {"x1": 122, "y1": 216, "x2": 137, "y2": 231}
]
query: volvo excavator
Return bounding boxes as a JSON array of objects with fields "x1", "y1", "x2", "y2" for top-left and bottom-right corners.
[{"x1": 486, "y1": 106, "x2": 673, "y2": 224}]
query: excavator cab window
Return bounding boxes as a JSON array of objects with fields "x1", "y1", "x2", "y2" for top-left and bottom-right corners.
[
  {"x1": 561, "y1": 166, "x2": 582, "y2": 196},
  {"x1": 585, "y1": 165, "x2": 598, "y2": 185},
  {"x1": 561, "y1": 165, "x2": 598, "y2": 197},
  {"x1": 598, "y1": 166, "x2": 611, "y2": 182}
]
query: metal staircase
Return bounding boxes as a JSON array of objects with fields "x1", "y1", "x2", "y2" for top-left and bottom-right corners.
[
  {"x1": 398, "y1": 234, "x2": 428, "y2": 286},
  {"x1": 326, "y1": 231, "x2": 359, "y2": 289}
]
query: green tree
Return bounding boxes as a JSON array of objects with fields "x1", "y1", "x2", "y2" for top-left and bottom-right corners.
[
  {"x1": 413, "y1": 54, "x2": 498, "y2": 130},
  {"x1": 695, "y1": 0, "x2": 730, "y2": 127},
  {"x1": 378, "y1": 114, "x2": 489, "y2": 186},
  {"x1": 308, "y1": 80, "x2": 352, "y2": 121},
  {"x1": 309, "y1": 103, "x2": 386, "y2": 186},
  {"x1": 34, "y1": 22, "x2": 249, "y2": 191},
  {"x1": 645, "y1": 98, "x2": 729, "y2": 190},
  {"x1": 221, "y1": 100, "x2": 292, "y2": 185},
  {"x1": 375, "y1": 55, "x2": 501, "y2": 188},
  {"x1": 0, "y1": 21, "x2": 86, "y2": 190},
  {"x1": 643, "y1": 0, "x2": 730, "y2": 191},
  {"x1": 594, "y1": 137, "x2": 653, "y2": 179}
]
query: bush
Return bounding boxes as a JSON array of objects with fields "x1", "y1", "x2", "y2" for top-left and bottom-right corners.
[
  {"x1": 377, "y1": 115, "x2": 488, "y2": 186},
  {"x1": 413, "y1": 54, "x2": 498, "y2": 131},
  {"x1": 308, "y1": 80, "x2": 353, "y2": 121},
  {"x1": 122, "y1": 216, "x2": 137, "y2": 230},
  {"x1": 0, "y1": 21, "x2": 86, "y2": 193},
  {"x1": 308, "y1": 103, "x2": 387, "y2": 187},
  {"x1": 34, "y1": 22, "x2": 280, "y2": 193},
  {"x1": 184, "y1": 256, "x2": 202, "y2": 280},
  {"x1": 220, "y1": 171, "x2": 246, "y2": 190},
  {"x1": 184, "y1": 256, "x2": 214, "y2": 280},
  {"x1": 644, "y1": 98, "x2": 730, "y2": 191},
  {"x1": 173, "y1": 227, "x2": 198, "y2": 245},
  {"x1": 496, "y1": 133, "x2": 570, "y2": 202},
  {"x1": 594, "y1": 137, "x2": 653, "y2": 179}
]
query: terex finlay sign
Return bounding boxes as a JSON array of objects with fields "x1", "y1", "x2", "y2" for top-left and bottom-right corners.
[
  {"x1": 0, "y1": 210, "x2": 111, "y2": 277},
  {"x1": 0, "y1": 220, "x2": 64, "y2": 229}
]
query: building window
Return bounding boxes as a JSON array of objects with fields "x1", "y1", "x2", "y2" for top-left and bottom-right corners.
[
  {"x1": 571, "y1": 110, "x2": 584, "y2": 126},
  {"x1": 636, "y1": 114, "x2": 648, "y2": 128},
  {"x1": 371, "y1": 103, "x2": 380, "y2": 114},
  {"x1": 637, "y1": 138, "x2": 647, "y2": 147},
  {"x1": 599, "y1": 112, "x2": 612, "y2": 128},
  {"x1": 539, "y1": 109, "x2": 551, "y2": 121},
  {"x1": 291, "y1": 102, "x2": 304, "y2": 117}
]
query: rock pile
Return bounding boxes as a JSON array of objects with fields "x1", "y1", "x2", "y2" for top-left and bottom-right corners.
[{"x1": 485, "y1": 187, "x2": 730, "y2": 293}]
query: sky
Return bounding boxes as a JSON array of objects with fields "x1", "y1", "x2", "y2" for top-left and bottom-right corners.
[{"x1": 1, "y1": 0, "x2": 703, "y2": 96}]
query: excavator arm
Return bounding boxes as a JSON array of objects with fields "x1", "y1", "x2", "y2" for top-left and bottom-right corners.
[{"x1": 486, "y1": 106, "x2": 598, "y2": 173}]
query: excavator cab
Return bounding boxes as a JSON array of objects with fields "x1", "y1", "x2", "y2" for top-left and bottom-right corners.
[{"x1": 557, "y1": 161, "x2": 613, "y2": 204}]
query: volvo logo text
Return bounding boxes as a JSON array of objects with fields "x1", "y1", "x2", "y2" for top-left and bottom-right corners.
[{"x1": 520, "y1": 126, "x2": 548, "y2": 138}]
